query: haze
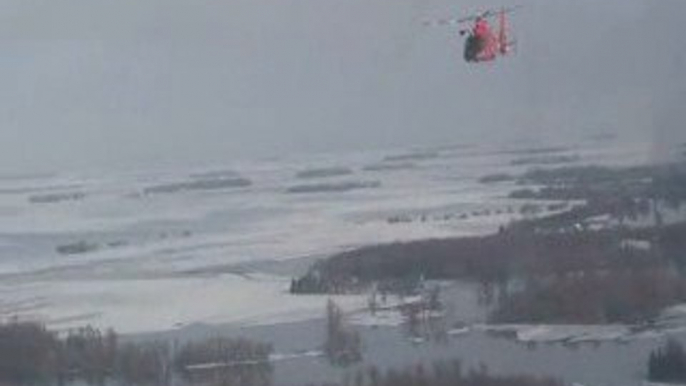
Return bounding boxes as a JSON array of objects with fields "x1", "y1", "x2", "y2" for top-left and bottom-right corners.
[{"x1": 1, "y1": 0, "x2": 684, "y2": 172}]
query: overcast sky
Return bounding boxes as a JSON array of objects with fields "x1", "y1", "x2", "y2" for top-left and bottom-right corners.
[{"x1": 1, "y1": 0, "x2": 684, "y2": 172}]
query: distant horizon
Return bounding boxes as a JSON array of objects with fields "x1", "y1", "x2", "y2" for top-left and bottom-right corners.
[{"x1": 0, "y1": 130, "x2": 664, "y2": 177}]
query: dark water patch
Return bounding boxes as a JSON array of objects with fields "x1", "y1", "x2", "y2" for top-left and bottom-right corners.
[
  {"x1": 295, "y1": 167, "x2": 354, "y2": 179},
  {"x1": 55, "y1": 240, "x2": 99, "y2": 255},
  {"x1": 143, "y1": 177, "x2": 252, "y2": 195},
  {"x1": 478, "y1": 173, "x2": 515, "y2": 184},
  {"x1": 362, "y1": 162, "x2": 416, "y2": 172},
  {"x1": 287, "y1": 181, "x2": 380, "y2": 194},
  {"x1": 383, "y1": 152, "x2": 439, "y2": 162},
  {"x1": 29, "y1": 191, "x2": 86, "y2": 204},
  {"x1": 510, "y1": 154, "x2": 581, "y2": 166},
  {"x1": 189, "y1": 169, "x2": 242, "y2": 180},
  {"x1": 501, "y1": 147, "x2": 571, "y2": 156}
]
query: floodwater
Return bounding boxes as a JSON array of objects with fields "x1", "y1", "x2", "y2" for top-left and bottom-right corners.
[
  {"x1": 138, "y1": 278, "x2": 686, "y2": 386},
  {"x1": 143, "y1": 312, "x2": 686, "y2": 386}
]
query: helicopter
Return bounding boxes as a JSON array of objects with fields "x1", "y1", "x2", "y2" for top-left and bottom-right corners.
[{"x1": 424, "y1": 6, "x2": 520, "y2": 63}]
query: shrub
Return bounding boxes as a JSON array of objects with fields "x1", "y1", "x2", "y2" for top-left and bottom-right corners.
[{"x1": 648, "y1": 339, "x2": 686, "y2": 383}]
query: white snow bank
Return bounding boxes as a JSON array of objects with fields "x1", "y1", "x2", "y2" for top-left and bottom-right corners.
[
  {"x1": 447, "y1": 326, "x2": 471, "y2": 336},
  {"x1": 518, "y1": 325, "x2": 629, "y2": 343},
  {"x1": 185, "y1": 350, "x2": 323, "y2": 371},
  {"x1": 475, "y1": 324, "x2": 630, "y2": 343},
  {"x1": 0, "y1": 273, "x2": 366, "y2": 334},
  {"x1": 348, "y1": 310, "x2": 405, "y2": 327}
]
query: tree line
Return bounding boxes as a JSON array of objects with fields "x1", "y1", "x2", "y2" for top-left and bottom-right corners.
[
  {"x1": 311, "y1": 360, "x2": 562, "y2": 386},
  {"x1": 0, "y1": 320, "x2": 272, "y2": 386},
  {"x1": 290, "y1": 162, "x2": 686, "y2": 324}
]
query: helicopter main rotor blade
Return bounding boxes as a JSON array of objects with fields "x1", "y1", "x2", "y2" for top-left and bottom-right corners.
[
  {"x1": 422, "y1": 16, "x2": 474, "y2": 27},
  {"x1": 422, "y1": 5, "x2": 522, "y2": 27},
  {"x1": 481, "y1": 5, "x2": 523, "y2": 19}
]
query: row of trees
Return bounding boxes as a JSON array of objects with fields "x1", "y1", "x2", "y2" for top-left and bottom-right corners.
[
  {"x1": 292, "y1": 225, "x2": 662, "y2": 291},
  {"x1": 325, "y1": 300, "x2": 363, "y2": 366},
  {"x1": 492, "y1": 268, "x2": 686, "y2": 324},
  {"x1": 318, "y1": 361, "x2": 562, "y2": 386},
  {"x1": 513, "y1": 163, "x2": 686, "y2": 231},
  {"x1": 291, "y1": 161, "x2": 686, "y2": 324},
  {"x1": 0, "y1": 320, "x2": 272, "y2": 386},
  {"x1": 292, "y1": 223, "x2": 686, "y2": 324},
  {"x1": 368, "y1": 229, "x2": 684, "y2": 322},
  {"x1": 176, "y1": 337, "x2": 273, "y2": 386}
]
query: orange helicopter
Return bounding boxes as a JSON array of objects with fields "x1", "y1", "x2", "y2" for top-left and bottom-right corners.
[{"x1": 424, "y1": 7, "x2": 520, "y2": 63}]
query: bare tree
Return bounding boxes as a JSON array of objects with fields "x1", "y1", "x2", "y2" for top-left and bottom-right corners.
[{"x1": 325, "y1": 299, "x2": 362, "y2": 366}]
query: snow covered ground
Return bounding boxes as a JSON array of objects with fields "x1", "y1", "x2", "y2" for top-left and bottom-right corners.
[
  {"x1": 0, "y1": 140, "x2": 659, "y2": 333},
  {"x1": 0, "y1": 272, "x2": 368, "y2": 334}
]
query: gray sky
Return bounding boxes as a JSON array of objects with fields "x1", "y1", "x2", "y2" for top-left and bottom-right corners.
[{"x1": 1, "y1": 0, "x2": 684, "y2": 172}]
